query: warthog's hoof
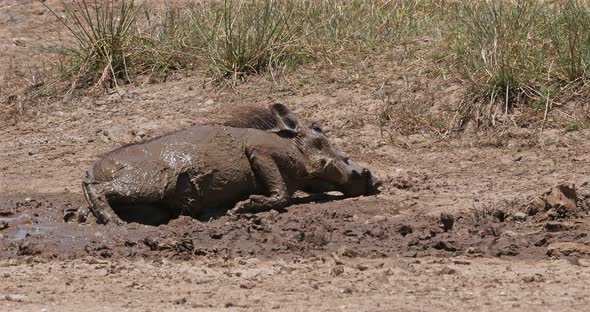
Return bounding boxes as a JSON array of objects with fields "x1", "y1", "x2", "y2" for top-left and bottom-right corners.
[
  {"x1": 76, "y1": 206, "x2": 89, "y2": 223},
  {"x1": 63, "y1": 206, "x2": 90, "y2": 223}
]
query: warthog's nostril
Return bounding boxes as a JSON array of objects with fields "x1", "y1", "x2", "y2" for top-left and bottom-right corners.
[
  {"x1": 362, "y1": 168, "x2": 370, "y2": 177},
  {"x1": 369, "y1": 176, "x2": 382, "y2": 194}
]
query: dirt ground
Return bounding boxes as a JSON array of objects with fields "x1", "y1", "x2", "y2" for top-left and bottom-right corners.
[{"x1": 2, "y1": 1, "x2": 590, "y2": 311}]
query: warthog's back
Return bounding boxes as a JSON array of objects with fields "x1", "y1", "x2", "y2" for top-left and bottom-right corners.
[
  {"x1": 93, "y1": 125, "x2": 250, "y2": 179},
  {"x1": 90, "y1": 125, "x2": 274, "y2": 217}
]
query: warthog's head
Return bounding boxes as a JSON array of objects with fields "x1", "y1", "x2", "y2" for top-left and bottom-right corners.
[{"x1": 225, "y1": 103, "x2": 381, "y2": 197}]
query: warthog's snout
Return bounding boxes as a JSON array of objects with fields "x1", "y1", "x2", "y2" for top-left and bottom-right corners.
[
  {"x1": 341, "y1": 160, "x2": 381, "y2": 197},
  {"x1": 351, "y1": 167, "x2": 381, "y2": 195}
]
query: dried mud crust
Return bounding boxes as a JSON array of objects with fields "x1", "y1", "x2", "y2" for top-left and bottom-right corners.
[
  {"x1": 1, "y1": 183, "x2": 589, "y2": 262},
  {"x1": 2, "y1": 256, "x2": 590, "y2": 312}
]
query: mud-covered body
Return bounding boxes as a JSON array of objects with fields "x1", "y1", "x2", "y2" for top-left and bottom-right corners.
[
  {"x1": 87, "y1": 125, "x2": 312, "y2": 222},
  {"x1": 82, "y1": 104, "x2": 380, "y2": 225}
]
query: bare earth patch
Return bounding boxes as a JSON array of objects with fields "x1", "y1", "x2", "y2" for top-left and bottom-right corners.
[{"x1": 2, "y1": 257, "x2": 589, "y2": 312}]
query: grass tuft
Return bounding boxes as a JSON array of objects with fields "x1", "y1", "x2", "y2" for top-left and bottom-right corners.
[
  {"x1": 547, "y1": 0, "x2": 590, "y2": 82},
  {"x1": 43, "y1": 0, "x2": 142, "y2": 91},
  {"x1": 41, "y1": 0, "x2": 443, "y2": 87},
  {"x1": 25, "y1": 0, "x2": 590, "y2": 133},
  {"x1": 193, "y1": 0, "x2": 307, "y2": 82},
  {"x1": 449, "y1": 0, "x2": 590, "y2": 130},
  {"x1": 451, "y1": 0, "x2": 546, "y2": 106}
]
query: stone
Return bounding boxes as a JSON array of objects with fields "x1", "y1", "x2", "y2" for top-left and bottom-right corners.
[
  {"x1": 512, "y1": 212, "x2": 527, "y2": 222},
  {"x1": 542, "y1": 184, "x2": 578, "y2": 216},
  {"x1": 331, "y1": 265, "x2": 344, "y2": 276},
  {"x1": 102, "y1": 126, "x2": 134, "y2": 143},
  {"x1": 547, "y1": 242, "x2": 590, "y2": 257}
]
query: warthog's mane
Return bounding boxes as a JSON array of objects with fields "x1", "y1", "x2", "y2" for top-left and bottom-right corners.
[
  {"x1": 101, "y1": 106, "x2": 284, "y2": 158},
  {"x1": 222, "y1": 106, "x2": 278, "y2": 130},
  {"x1": 221, "y1": 105, "x2": 308, "y2": 153}
]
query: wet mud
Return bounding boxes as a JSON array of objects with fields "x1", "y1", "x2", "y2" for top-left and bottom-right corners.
[{"x1": 2, "y1": 184, "x2": 589, "y2": 262}]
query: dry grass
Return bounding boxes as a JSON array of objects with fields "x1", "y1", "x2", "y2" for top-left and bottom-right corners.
[
  {"x1": 42, "y1": 0, "x2": 144, "y2": 91},
  {"x1": 0, "y1": 63, "x2": 53, "y2": 125},
  {"x1": 39, "y1": 0, "x2": 443, "y2": 87},
  {"x1": 190, "y1": 0, "x2": 307, "y2": 82},
  {"x1": 450, "y1": 0, "x2": 590, "y2": 130},
  {"x1": 6, "y1": 0, "x2": 588, "y2": 133}
]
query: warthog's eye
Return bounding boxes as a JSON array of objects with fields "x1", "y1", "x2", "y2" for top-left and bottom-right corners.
[{"x1": 311, "y1": 123, "x2": 323, "y2": 133}]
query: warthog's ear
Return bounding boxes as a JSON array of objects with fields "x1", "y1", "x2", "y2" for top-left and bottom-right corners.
[{"x1": 270, "y1": 103, "x2": 300, "y2": 134}]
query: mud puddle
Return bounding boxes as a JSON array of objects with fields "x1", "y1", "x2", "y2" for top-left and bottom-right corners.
[{"x1": 1, "y1": 184, "x2": 589, "y2": 262}]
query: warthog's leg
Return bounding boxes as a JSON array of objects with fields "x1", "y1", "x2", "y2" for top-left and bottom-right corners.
[
  {"x1": 228, "y1": 152, "x2": 289, "y2": 215},
  {"x1": 82, "y1": 171, "x2": 124, "y2": 225}
]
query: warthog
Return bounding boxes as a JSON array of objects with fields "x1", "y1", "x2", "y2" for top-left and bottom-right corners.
[{"x1": 81, "y1": 104, "x2": 380, "y2": 225}]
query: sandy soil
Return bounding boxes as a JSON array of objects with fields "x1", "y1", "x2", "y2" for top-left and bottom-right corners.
[
  {"x1": 1, "y1": 1, "x2": 590, "y2": 311},
  {"x1": 2, "y1": 256, "x2": 589, "y2": 312}
]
